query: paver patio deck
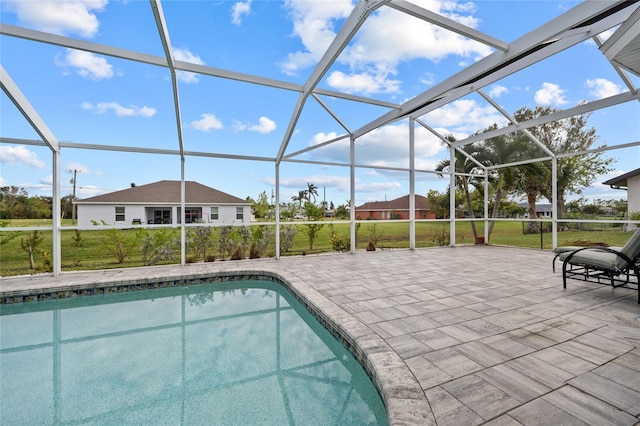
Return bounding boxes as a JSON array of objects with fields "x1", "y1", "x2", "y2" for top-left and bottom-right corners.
[{"x1": 2, "y1": 245, "x2": 639, "y2": 425}]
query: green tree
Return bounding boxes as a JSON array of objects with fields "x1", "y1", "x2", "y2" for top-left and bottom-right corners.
[
  {"x1": 436, "y1": 137, "x2": 487, "y2": 238},
  {"x1": 334, "y1": 204, "x2": 349, "y2": 219},
  {"x1": 425, "y1": 189, "x2": 453, "y2": 219},
  {"x1": 304, "y1": 201, "x2": 323, "y2": 220},
  {"x1": 0, "y1": 186, "x2": 28, "y2": 219},
  {"x1": 20, "y1": 229, "x2": 44, "y2": 269},
  {"x1": 251, "y1": 191, "x2": 271, "y2": 219},
  {"x1": 0, "y1": 219, "x2": 21, "y2": 246},
  {"x1": 302, "y1": 202, "x2": 324, "y2": 250},
  {"x1": 302, "y1": 223, "x2": 324, "y2": 250},
  {"x1": 513, "y1": 106, "x2": 613, "y2": 219},
  {"x1": 70, "y1": 229, "x2": 84, "y2": 266},
  {"x1": 474, "y1": 127, "x2": 533, "y2": 238}
]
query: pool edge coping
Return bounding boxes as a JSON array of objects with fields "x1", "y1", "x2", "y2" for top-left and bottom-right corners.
[{"x1": 0, "y1": 266, "x2": 435, "y2": 426}]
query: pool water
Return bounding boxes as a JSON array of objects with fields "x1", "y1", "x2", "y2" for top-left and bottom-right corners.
[{"x1": 0, "y1": 280, "x2": 388, "y2": 425}]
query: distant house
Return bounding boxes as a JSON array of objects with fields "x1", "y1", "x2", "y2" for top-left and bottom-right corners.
[
  {"x1": 355, "y1": 194, "x2": 435, "y2": 220},
  {"x1": 518, "y1": 203, "x2": 553, "y2": 218},
  {"x1": 603, "y1": 167, "x2": 640, "y2": 230},
  {"x1": 75, "y1": 180, "x2": 251, "y2": 228}
]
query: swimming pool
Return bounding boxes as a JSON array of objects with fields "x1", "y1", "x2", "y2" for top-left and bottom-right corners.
[{"x1": 0, "y1": 279, "x2": 388, "y2": 425}]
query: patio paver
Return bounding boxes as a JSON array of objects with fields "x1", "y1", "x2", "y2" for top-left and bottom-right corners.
[{"x1": 2, "y1": 245, "x2": 639, "y2": 425}]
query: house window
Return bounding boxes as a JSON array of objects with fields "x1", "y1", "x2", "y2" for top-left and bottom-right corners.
[
  {"x1": 236, "y1": 207, "x2": 243, "y2": 220},
  {"x1": 115, "y1": 206, "x2": 125, "y2": 222},
  {"x1": 185, "y1": 208, "x2": 202, "y2": 223},
  {"x1": 153, "y1": 209, "x2": 171, "y2": 224},
  {"x1": 211, "y1": 207, "x2": 219, "y2": 220}
]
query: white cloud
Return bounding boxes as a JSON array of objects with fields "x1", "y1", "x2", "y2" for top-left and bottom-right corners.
[
  {"x1": 327, "y1": 70, "x2": 401, "y2": 95},
  {"x1": 191, "y1": 113, "x2": 224, "y2": 131},
  {"x1": 77, "y1": 185, "x2": 104, "y2": 198},
  {"x1": 303, "y1": 99, "x2": 506, "y2": 170},
  {"x1": 232, "y1": 0, "x2": 252, "y2": 25},
  {"x1": 307, "y1": 123, "x2": 445, "y2": 168},
  {"x1": 0, "y1": 177, "x2": 6, "y2": 186},
  {"x1": 65, "y1": 162, "x2": 93, "y2": 175},
  {"x1": 249, "y1": 116, "x2": 277, "y2": 134},
  {"x1": 266, "y1": 173, "x2": 402, "y2": 196},
  {"x1": 423, "y1": 99, "x2": 506, "y2": 133},
  {"x1": 0, "y1": 145, "x2": 46, "y2": 169},
  {"x1": 344, "y1": 3, "x2": 491, "y2": 67},
  {"x1": 82, "y1": 102, "x2": 156, "y2": 117},
  {"x1": 172, "y1": 48, "x2": 205, "y2": 83},
  {"x1": 355, "y1": 181, "x2": 401, "y2": 193},
  {"x1": 535, "y1": 82, "x2": 568, "y2": 106},
  {"x1": 281, "y1": 0, "x2": 492, "y2": 95},
  {"x1": 420, "y1": 72, "x2": 436, "y2": 86},
  {"x1": 55, "y1": 49, "x2": 114, "y2": 80},
  {"x1": 585, "y1": 78, "x2": 622, "y2": 100},
  {"x1": 280, "y1": 0, "x2": 354, "y2": 76},
  {"x1": 488, "y1": 85, "x2": 508, "y2": 98},
  {"x1": 4, "y1": 0, "x2": 107, "y2": 38}
]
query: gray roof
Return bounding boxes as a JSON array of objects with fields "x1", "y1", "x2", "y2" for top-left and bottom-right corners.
[
  {"x1": 519, "y1": 202, "x2": 552, "y2": 212},
  {"x1": 78, "y1": 180, "x2": 249, "y2": 204},
  {"x1": 356, "y1": 195, "x2": 429, "y2": 211},
  {"x1": 602, "y1": 167, "x2": 640, "y2": 188}
]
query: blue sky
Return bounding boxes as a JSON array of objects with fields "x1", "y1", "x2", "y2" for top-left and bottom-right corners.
[{"x1": 1, "y1": 0, "x2": 638, "y2": 209}]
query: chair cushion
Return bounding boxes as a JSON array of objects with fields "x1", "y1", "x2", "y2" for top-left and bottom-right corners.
[
  {"x1": 619, "y1": 228, "x2": 640, "y2": 269},
  {"x1": 558, "y1": 249, "x2": 622, "y2": 272}
]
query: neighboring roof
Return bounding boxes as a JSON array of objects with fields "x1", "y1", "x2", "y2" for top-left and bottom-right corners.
[
  {"x1": 78, "y1": 180, "x2": 249, "y2": 204},
  {"x1": 602, "y1": 167, "x2": 640, "y2": 188},
  {"x1": 518, "y1": 203, "x2": 552, "y2": 212},
  {"x1": 356, "y1": 195, "x2": 429, "y2": 211}
]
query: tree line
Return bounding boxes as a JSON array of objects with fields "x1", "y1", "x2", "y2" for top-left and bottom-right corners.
[
  {"x1": 0, "y1": 186, "x2": 78, "y2": 220},
  {"x1": 431, "y1": 106, "x2": 614, "y2": 240}
]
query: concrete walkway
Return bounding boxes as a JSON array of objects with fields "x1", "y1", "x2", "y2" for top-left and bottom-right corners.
[{"x1": 2, "y1": 246, "x2": 640, "y2": 425}]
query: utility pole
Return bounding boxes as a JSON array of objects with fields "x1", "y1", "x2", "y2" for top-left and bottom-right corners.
[{"x1": 69, "y1": 169, "x2": 80, "y2": 225}]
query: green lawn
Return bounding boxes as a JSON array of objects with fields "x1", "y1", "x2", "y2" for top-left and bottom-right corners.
[{"x1": 1, "y1": 219, "x2": 634, "y2": 277}]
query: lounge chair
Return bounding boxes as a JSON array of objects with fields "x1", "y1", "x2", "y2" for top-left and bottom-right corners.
[{"x1": 558, "y1": 228, "x2": 640, "y2": 303}]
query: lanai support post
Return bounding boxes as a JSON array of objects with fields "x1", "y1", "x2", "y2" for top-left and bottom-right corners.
[
  {"x1": 52, "y1": 150, "x2": 61, "y2": 275},
  {"x1": 275, "y1": 163, "x2": 281, "y2": 259},
  {"x1": 449, "y1": 144, "x2": 456, "y2": 246},
  {"x1": 409, "y1": 117, "x2": 416, "y2": 250},
  {"x1": 350, "y1": 136, "x2": 356, "y2": 254},
  {"x1": 552, "y1": 157, "x2": 558, "y2": 248},
  {"x1": 180, "y1": 160, "x2": 186, "y2": 266},
  {"x1": 484, "y1": 173, "x2": 489, "y2": 243}
]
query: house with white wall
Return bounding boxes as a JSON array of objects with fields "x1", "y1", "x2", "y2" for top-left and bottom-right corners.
[
  {"x1": 75, "y1": 180, "x2": 251, "y2": 229},
  {"x1": 603, "y1": 167, "x2": 640, "y2": 230}
]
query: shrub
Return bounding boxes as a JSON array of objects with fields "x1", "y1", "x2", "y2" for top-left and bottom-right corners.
[
  {"x1": 279, "y1": 225, "x2": 297, "y2": 254},
  {"x1": 249, "y1": 241, "x2": 260, "y2": 259},
  {"x1": 231, "y1": 245, "x2": 244, "y2": 260},
  {"x1": 328, "y1": 224, "x2": 348, "y2": 252}
]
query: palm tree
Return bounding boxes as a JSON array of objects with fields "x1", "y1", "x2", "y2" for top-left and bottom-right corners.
[
  {"x1": 291, "y1": 190, "x2": 307, "y2": 209},
  {"x1": 306, "y1": 183, "x2": 318, "y2": 203},
  {"x1": 513, "y1": 106, "x2": 612, "y2": 220},
  {"x1": 477, "y1": 128, "x2": 533, "y2": 238},
  {"x1": 436, "y1": 137, "x2": 487, "y2": 240}
]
